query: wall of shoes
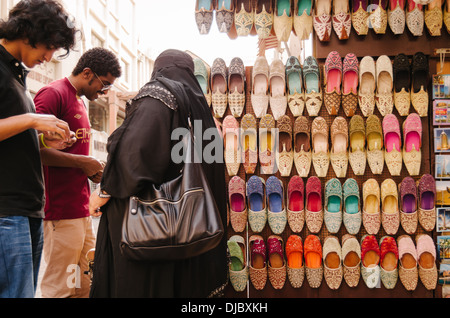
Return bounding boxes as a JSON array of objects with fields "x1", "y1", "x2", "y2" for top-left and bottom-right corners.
[{"x1": 194, "y1": 0, "x2": 450, "y2": 298}]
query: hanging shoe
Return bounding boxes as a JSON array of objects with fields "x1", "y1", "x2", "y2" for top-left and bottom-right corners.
[
  {"x1": 269, "y1": 58, "x2": 288, "y2": 120},
  {"x1": 383, "y1": 114, "x2": 403, "y2": 176},
  {"x1": 381, "y1": 179, "x2": 400, "y2": 235},
  {"x1": 417, "y1": 174, "x2": 436, "y2": 232},
  {"x1": 411, "y1": 52, "x2": 429, "y2": 117},
  {"x1": 274, "y1": 0, "x2": 294, "y2": 42},
  {"x1": 349, "y1": 115, "x2": 367, "y2": 176},
  {"x1": 276, "y1": 115, "x2": 294, "y2": 177},
  {"x1": 228, "y1": 57, "x2": 246, "y2": 118},
  {"x1": 397, "y1": 235, "x2": 418, "y2": 291},
  {"x1": 393, "y1": 53, "x2": 411, "y2": 116},
  {"x1": 416, "y1": 234, "x2": 438, "y2": 290},
  {"x1": 268, "y1": 235, "x2": 287, "y2": 289},
  {"x1": 379, "y1": 236, "x2": 399, "y2": 290},
  {"x1": 311, "y1": 117, "x2": 330, "y2": 178},
  {"x1": 445, "y1": 0, "x2": 450, "y2": 33},
  {"x1": 286, "y1": 56, "x2": 305, "y2": 117},
  {"x1": 228, "y1": 235, "x2": 249, "y2": 292},
  {"x1": 361, "y1": 235, "x2": 381, "y2": 289},
  {"x1": 249, "y1": 235, "x2": 268, "y2": 290},
  {"x1": 286, "y1": 235, "x2": 305, "y2": 288},
  {"x1": 235, "y1": 0, "x2": 255, "y2": 36},
  {"x1": 343, "y1": 179, "x2": 362, "y2": 235},
  {"x1": 223, "y1": 115, "x2": 242, "y2": 176},
  {"x1": 424, "y1": 0, "x2": 443, "y2": 36},
  {"x1": 251, "y1": 56, "x2": 270, "y2": 118},
  {"x1": 324, "y1": 51, "x2": 343, "y2": 116},
  {"x1": 294, "y1": 116, "x2": 312, "y2": 177},
  {"x1": 211, "y1": 57, "x2": 228, "y2": 118},
  {"x1": 255, "y1": 0, "x2": 274, "y2": 39},
  {"x1": 359, "y1": 56, "x2": 376, "y2": 117},
  {"x1": 352, "y1": 0, "x2": 370, "y2": 35},
  {"x1": 406, "y1": 0, "x2": 424, "y2": 36},
  {"x1": 362, "y1": 179, "x2": 381, "y2": 235},
  {"x1": 370, "y1": 0, "x2": 389, "y2": 34},
  {"x1": 259, "y1": 114, "x2": 277, "y2": 174},
  {"x1": 332, "y1": 0, "x2": 352, "y2": 39},
  {"x1": 402, "y1": 113, "x2": 422, "y2": 176},
  {"x1": 324, "y1": 178, "x2": 343, "y2": 234},
  {"x1": 342, "y1": 53, "x2": 359, "y2": 117},
  {"x1": 294, "y1": 0, "x2": 314, "y2": 40},
  {"x1": 267, "y1": 176, "x2": 287, "y2": 235},
  {"x1": 247, "y1": 176, "x2": 267, "y2": 233},
  {"x1": 323, "y1": 236, "x2": 344, "y2": 290},
  {"x1": 216, "y1": 0, "x2": 235, "y2": 33},
  {"x1": 366, "y1": 114, "x2": 385, "y2": 175},
  {"x1": 342, "y1": 234, "x2": 361, "y2": 288},
  {"x1": 194, "y1": 57, "x2": 212, "y2": 107},
  {"x1": 330, "y1": 117, "x2": 349, "y2": 178},
  {"x1": 313, "y1": 0, "x2": 333, "y2": 41},
  {"x1": 399, "y1": 177, "x2": 419, "y2": 235},
  {"x1": 376, "y1": 55, "x2": 394, "y2": 116},
  {"x1": 195, "y1": 0, "x2": 215, "y2": 34},
  {"x1": 306, "y1": 176, "x2": 324, "y2": 234},
  {"x1": 388, "y1": 0, "x2": 406, "y2": 34},
  {"x1": 287, "y1": 176, "x2": 306, "y2": 233},
  {"x1": 304, "y1": 235, "x2": 324, "y2": 288},
  {"x1": 241, "y1": 114, "x2": 258, "y2": 174},
  {"x1": 229, "y1": 176, "x2": 248, "y2": 233},
  {"x1": 303, "y1": 56, "x2": 323, "y2": 116}
]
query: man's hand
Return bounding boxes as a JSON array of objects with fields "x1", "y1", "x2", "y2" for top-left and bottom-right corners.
[{"x1": 42, "y1": 131, "x2": 77, "y2": 150}]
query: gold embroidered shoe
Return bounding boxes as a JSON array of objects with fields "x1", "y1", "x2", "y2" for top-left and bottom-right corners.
[
  {"x1": 383, "y1": 114, "x2": 403, "y2": 176},
  {"x1": 251, "y1": 56, "x2": 270, "y2": 118},
  {"x1": 241, "y1": 114, "x2": 258, "y2": 174},
  {"x1": 269, "y1": 58, "x2": 288, "y2": 121},
  {"x1": 228, "y1": 57, "x2": 246, "y2": 118},
  {"x1": 294, "y1": 116, "x2": 312, "y2": 177},
  {"x1": 323, "y1": 236, "x2": 343, "y2": 290},
  {"x1": 342, "y1": 53, "x2": 359, "y2": 117},
  {"x1": 366, "y1": 115, "x2": 384, "y2": 175},
  {"x1": 303, "y1": 56, "x2": 323, "y2": 116},
  {"x1": 375, "y1": 55, "x2": 394, "y2": 116},
  {"x1": 223, "y1": 115, "x2": 242, "y2": 176},
  {"x1": 406, "y1": 0, "x2": 424, "y2": 36},
  {"x1": 312, "y1": 117, "x2": 330, "y2": 178},
  {"x1": 425, "y1": 0, "x2": 443, "y2": 36},
  {"x1": 235, "y1": 0, "x2": 254, "y2": 36},
  {"x1": 274, "y1": 0, "x2": 294, "y2": 42},
  {"x1": 342, "y1": 234, "x2": 361, "y2": 288},
  {"x1": 393, "y1": 53, "x2": 411, "y2": 116},
  {"x1": 397, "y1": 235, "x2": 418, "y2": 291},
  {"x1": 445, "y1": 2, "x2": 450, "y2": 33},
  {"x1": 399, "y1": 177, "x2": 419, "y2": 235},
  {"x1": 352, "y1": 0, "x2": 370, "y2": 35},
  {"x1": 402, "y1": 113, "x2": 422, "y2": 176},
  {"x1": 369, "y1": 0, "x2": 388, "y2": 34},
  {"x1": 259, "y1": 114, "x2": 277, "y2": 175},
  {"x1": 381, "y1": 179, "x2": 400, "y2": 235},
  {"x1": 330, "y1": 117, "x2": 349, "y2": 178},
  {"x1": 416, "y1": 234, "x2": 438, "y2": 290},
  {"x1": 411, "y1": 52, "x2": 429, "y2": 117},
  {"x1": 211, "y1": 57, "x2": 228, "y2": 118},
  {"x1": 324, "y1": 51, "x2": 343, "y2": 116},
  {"x1": 417, "y1": 174, "x2": 436, "y2": 232},
  {"x1": 349, "y1": 115, "x2": 367, "y2": 176},
  {"x1": 195, "y1": 0, "x2": 214, "y2": 34},
  {"x1": 388, "y1": 0, "x2": 406, "y2": 34},
  {"x1": 362, "y1": 179, "x2": 381, "y2": 235},
  {"x1": 255, "y1": 0, "x2": 274, "y2": 39},
  {"x1": 276, "y1": 115, "x2": 294, "y2": 177},
  {"x1": 359, "y1": 56, "x2": 376, "y2": 117},
  {"x1": 286, "y1": 56, "x2": 305, "y2": 117},
  {"x1": 294, "y1": 0, "x2": 314, "y2": 40}
]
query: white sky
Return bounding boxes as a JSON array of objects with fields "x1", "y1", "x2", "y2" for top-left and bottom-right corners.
[{"x1": 135, "y1": 0, "x2": 312, "y2": 67}]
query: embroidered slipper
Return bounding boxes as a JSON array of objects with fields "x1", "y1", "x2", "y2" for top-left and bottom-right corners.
[
  {"x1": 416, "y1": 234, "x2": 438, "y2": 290},
  {"x1": 380, "y1": 236, "x2": 399, "y2": 290},
  {"x1": 228, "y1": 57, "x2": 246, "y2": 118},
  {"x1": 342, "y1": 53, "x2": 359, "y2": 117},
  {"x1": 362, "y1": 179, "x2": 381, "y2": 235},
  {"x1": 223, "y1": 115, "x2": 241, "y2": 176},
  {"x1": 361, "y1": 235, "x2": 381, "y2": 289},
  {"x1": 376, "y1": 55, "x2": 394, "y2": 116},
  {"x1": 288, "y1": 176, "x2": 305, "y2": 233},
  {"x1": 247, "y1": 176, "x2": 267, "y2": 233},
  {"x1": 398, "y1": 235, "x2": 418, "y2": 291},
  {"x1": 445, "y1": 1, "x2": 450, "y2": 34},
  {"x1": 306, "y1": 176, "x2": 323, "y2": 233},
  {"x1": 259, "y1": 114, "x2": 277, "y2": 174},
  {"x1": 294, "y1": 0, "x2": 314, "y2": 40},
  {"x1": 286, "y1": 235, "x2": 305, "y2": 288},
  {"x1": 229, "y1": 176, "x2": 248, "y2": 233},
  {"x1": 332, "y1": 0, "x2": 352, "y2": 39},
  {"x1": 343, "y1": 178, "x2": 362, "y2": 235},
  {"x1": 255, "y1": 0, "x2": 274, "y2": 39},
  {"x1": 241, "y1": 114, "x2": 258, "y2": 174},
  {"x1": 251, "y1": 56, "x2": 270, "y2": 118},
  {"x1": 235, "y1": 0, "x2": 254, "y2": 36},
  {"x1": 365, "y1": 115, "x2": 384, "y2": 175},
  {"x1": 417, "y1": 174, "x2": 436, "y2": 232},
  {"x1": 312, "y1": 116, "x2": 330, "y2": 178},
  {"x1": 313, "y1": 0, "x2": 332, "y2": 41},
  {"x1": 425, "y1": 0, "x2": 443, "y2": 36},
  {"x1": 268, "y1": 235, "x2": 287, "y2": 289},
  {"x1": 249, "y1": 235, "x2": 268, "y2": 290},
  {"x1": 323, "y1": 236, "x2": 343, "y2": 290},
  {"x1": 388, "y1": 0, "x2": 406, "y2": 34},
  {"x1": 359, "y1": 56, "x2": 376, "y2": 117},
  {"x1": 399, "y1": 177, "x2": 418, "y2": 235},
  {"x1": 267, "y1": 176, "x2": 287, "y2": 235},
  {"x1": 369, "y1": 0, "x2": 388, "y2": 34},
  {"x1": 274, "y1": 0, "x2": 293, "y2": 42},
  {"x1": 303, "y1": 56, "x2": 323, "y2": 116},
  {"x1": 342, "y1": 234, "x2": 361, "y2": 288},
  {"x1": 383, "y1": 114, "x2": 402, "y2": 176},
  {"x1": 216, "y1": 0, "x2": 235, "y2": 33},
  {"x1": 304, "y1": 235, "x2": 323, "y2": 288},
  {"x1": 286, "y1": 56, "x2": 305, "y2": 117},
  {"x1": 381, "y1": 179, "x2": 400, "y2": 235},
  {"x1": 211, "y1": 57, "x2": 228, "y2": 118},
  {"x1": 393, "y1": 53, "x2": 411, "y2": 116},
  {"x1": 352, "y1": 0, "x2": 369, "y2": 35},
  {"x1": 324, "y1": 51, "x2": 343, "y2": 116},
  {"x1": 411, "y1": 52, "x2": 429, "y2": 117},
  {"x1": 330, "y1": 116, "x2": 349, "y2": 178},
  {"x1": 276, "y1": 115, "x2": 294, "y2": 177},
  {"x1": 406, "y1": 0, "x2": 424, "y2": 36},
  {"x1": 194, "y1": 57, "x2": 212, "y2": 106},
  {"x1": 228, "y1": 235, "x2": 248, "y2": 292},
  {"x1": 402, "y1": 113, "x2": 422, "y2": 176},
  {"x1": 349, "y1": 115, "x2": 366, "y2": 176},
  {"x1": 324, "y1": 178, "x2": 343, "y2": 234},
  {"x1": 294, "y1": 116, "x2": 312, "y2": 177},
  {"x1": 269, "y1": 58, "x2": 288, "y2": 120},
  {"x1": 195, "y1": 0, "x2": 215, "y2": 34}
]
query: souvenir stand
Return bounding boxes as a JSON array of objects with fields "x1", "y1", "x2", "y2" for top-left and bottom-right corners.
[{"x1": 194, "y1": 0, "x2": 450, "y2": 299}]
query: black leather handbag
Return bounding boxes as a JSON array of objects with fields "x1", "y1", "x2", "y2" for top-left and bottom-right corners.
[{"x1": 120, "y1": 120, "x2": 224, "y2": 262}]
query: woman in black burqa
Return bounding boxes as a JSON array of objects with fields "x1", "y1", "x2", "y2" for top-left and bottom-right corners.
[{"x1": 89, "y1": 49, "x2": 228, "y2": 298}]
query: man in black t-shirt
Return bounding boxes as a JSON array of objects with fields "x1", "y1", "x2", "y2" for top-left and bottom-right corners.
[{"x1": 0, "y1": 0, "x2": 77, "y2": 298}]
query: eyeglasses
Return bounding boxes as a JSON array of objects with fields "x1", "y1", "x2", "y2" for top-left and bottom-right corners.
[{"x1": 93, "y1": 71, "x2": 113, "y2": 92}]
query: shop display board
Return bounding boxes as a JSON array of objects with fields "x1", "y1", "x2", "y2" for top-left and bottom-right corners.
[{"x1": 222, "y1": 28, "x2": 449, "y2": 298}]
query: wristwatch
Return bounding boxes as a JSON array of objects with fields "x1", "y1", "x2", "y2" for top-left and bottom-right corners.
[{"x1": 97, "y1": 188, "x2": 111, "y2": 199}]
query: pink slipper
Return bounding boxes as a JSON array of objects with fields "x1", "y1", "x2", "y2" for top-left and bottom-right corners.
[
  {"x1": 402, "y1": 113, "x2": 422, "y2": 176},
  {"x1": 383, "y1": 114, "x2": 402, "y2": 176},
  {"x1": 229, "y1": 176, "x2": 247, "y2": 233}
]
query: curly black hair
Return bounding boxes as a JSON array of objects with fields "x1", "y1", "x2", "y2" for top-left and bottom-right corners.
[
  {"x1": 0, "y1": 0, "x2": 77, "y2": 57},
  {"x1": 72, "y1": 47, "x2": 122, "y2": 78}
]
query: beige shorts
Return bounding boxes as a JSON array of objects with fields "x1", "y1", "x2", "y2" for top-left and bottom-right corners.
[{"x1": 40, "y1": 217, "x2": 96, "y2": 298}]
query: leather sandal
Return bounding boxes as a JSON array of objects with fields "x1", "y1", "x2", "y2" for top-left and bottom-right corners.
[
  {"x1": 343, "y1": 178, "x2": 362, "y2": 235},
  {"x1": 342, "y1": 234, "x2": 361, "y2": 288},
  {"x1": 247, "y1": 176, "x2": 267, "y2": 233},
  {"x1": 268, "y1": 235, "x2": 287, "y2": 289},
  {"x1": 304, "y1": 235, "x2": 323, "y2": 288},
  {"x1": 286, "y1": 56, "x2": 305, "y2": 117},
  {"x1": 349, "y1": 115, "x2": 367, "y2": 176},
  {"x1": 330, "y1": 116, "x2": 349, "y2": 178},
  {"x1": 362, "y1": 179, "x2": 381, "y2": 235},
  {"x1": 323, "y1": 236, "x2": 343, "y2": 290},
  {"x1": 276, "y1": 115, "x2": 294, "y2": 177},
  {"x1": 381, "y1": 179, "x2": 400, "y2": 235},
  {"x1": 294, "y1": 116, "x2": 312, "y2": 177},
  {"x1": 398, "y1": 235, "x2": 418, "y2": 291},
  {"x1": 366, "y1": 115, "x2": 384, "y2": 175},
  {"x1": 417, "y1": 174, "x2": 436, "y2": 232},
  {"x1": 241, "y1": 114, "x2": 258, "y2": 174},
  {"x1": 383, "y1": 114, "x2": 403, "y2": 176},
  {"x1": 249, "y1": 235, "x2": 268, "y2": 290},
  {"x1": 361, "y1": 235, "x2": 381, "y2": 289},
  {"x1": 287, "y1": 176, "x2": 305, "y2": 233},
  {"x1": 324, "y1": 178, "x2": 343, "y2": 234},
  {"x1": 402, "y1": 113, "x2": 422, "y2": 176},
  {"x1": 251, "y1": 56, "x2": 270, "y2": 118},
  {"x1": 312, "y1": 117, "x2": 330, "y2": 177},
  {"x1": 399, "y1": 177, "x2": 418, "y2": 235},
  {"x1": 229, "y1": 176, "x2": 248, "y2": 233},
  {"x1": 286, "y1": 235, "x2": 305, "y2": 288},
  {"x1": 380, "y1": 236, "x2": 399, "y2": 289}
]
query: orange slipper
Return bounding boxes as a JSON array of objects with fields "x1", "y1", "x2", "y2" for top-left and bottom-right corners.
[
  {"x1": 286, "y1": 235, "x2": 305, "y2": 288},
  {"x1": 304, "y1": 234, "x2": 323, "y2": 288}
]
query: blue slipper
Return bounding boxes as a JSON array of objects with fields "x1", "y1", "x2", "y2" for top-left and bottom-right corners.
[
  {"x1": 266, "y1": 176, "x2": 284, "y2": 213},
  {"x1": 247, "y1": 176, "x2": 265, "y2": 212},
  {"x1": 303, "y1": 56, "x2": 320, "y2": 93}
]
